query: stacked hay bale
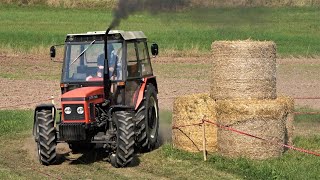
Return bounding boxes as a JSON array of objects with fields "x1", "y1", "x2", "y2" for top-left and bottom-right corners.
[
  {"x1": 211, "y1": 40, "x2": 294, "y2": 159},
  {"x1": 216, "y1": 97, "x2": 294, "y2": 159},
  {"x1": 211, "y1": 40, "x2": 277, "y2": 100},
  {"x1": 172, "y1": 94, "x2": 217, "y2": 152},
  {"x1": 171, "y1": 40, "x2": 294, "y2": 159}
]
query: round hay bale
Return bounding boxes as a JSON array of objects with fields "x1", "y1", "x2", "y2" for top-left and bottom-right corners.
[
  {"x1": 216, "y1": 97, "x2": 294, "y2": 160},
  {"x1": 211, "y1": 40, "x2": 277, "y2": 100},
  {"x1": 172, "y1": 93, "x2": 217, "y2": 152}
]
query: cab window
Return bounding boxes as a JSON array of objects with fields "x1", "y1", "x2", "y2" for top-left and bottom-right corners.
[
  {"x1": 126, "y1": 42, "x2": 140, "y2": 78},
  {"x1": 137, "y1": 42, "x2": 152, "y2": 76}
]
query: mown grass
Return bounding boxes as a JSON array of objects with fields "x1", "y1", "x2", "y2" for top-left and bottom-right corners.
[
  {"x1": 0, "y1": 110, "x2": 33, "y2": 138},
  {"x1": 295, "y1": 107, "x2": 320, "y2": 123},
  {"x1": 0, "y1": 5, "x2": 320, "y2": 56},
  {"x1": 1, "y1": 109, "x2": 320, "y2": 179},
  {"x1": 158, "y1": 143, "x2": 320, "y2": 180}
]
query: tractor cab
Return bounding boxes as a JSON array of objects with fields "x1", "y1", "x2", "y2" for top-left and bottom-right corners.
[{"x1": 51, "y1": 30, "x2": 158, "y2": 107}]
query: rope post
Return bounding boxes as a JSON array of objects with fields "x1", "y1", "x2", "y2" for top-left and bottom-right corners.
[
  {"x1": 202, "y1": 119, "x2": 207, "y2": 161},
  {"x1": 51, "y1": 95, "x2": 55, "y2": 105}
]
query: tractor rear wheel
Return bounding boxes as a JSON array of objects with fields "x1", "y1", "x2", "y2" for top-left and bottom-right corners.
[
  {"x1": 135, "y1": 84, "x2": 159, "y2": 152},
  {"x1": 36, "y1": 109, "x2": 57, "y2": 165},
  {"x1": 110, "y1": 111, "x2": 135, "y2": 168}
]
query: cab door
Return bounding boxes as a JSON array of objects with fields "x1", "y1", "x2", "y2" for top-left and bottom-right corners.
[{"x1": 124, "y1": 41, "x2": 148, "y2": 107}]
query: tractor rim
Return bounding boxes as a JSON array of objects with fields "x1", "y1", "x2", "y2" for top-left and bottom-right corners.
[{"x1": 148, "y1": 96, "x2": 158, "y2": 139}]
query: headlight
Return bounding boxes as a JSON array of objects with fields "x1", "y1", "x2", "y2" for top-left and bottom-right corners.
[
  {"x1": 77, "y1": 107, "x2": 84, "y2": 114},
  {"x1": 64, "y1": 107, "x2": 72, "y2": 115}
]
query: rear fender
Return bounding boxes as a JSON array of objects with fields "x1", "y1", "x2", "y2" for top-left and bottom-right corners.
[
  {"x1": 135, "y1": 77, "x2": 158, "y2": 110},
  {"x1": 33, "y1": 104, "x2": 56, "y2": 138}
]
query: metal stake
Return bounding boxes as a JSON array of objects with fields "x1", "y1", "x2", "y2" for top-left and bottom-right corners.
[{"x1": 202, "y1": 119, "x2": 207, "y2": 161}]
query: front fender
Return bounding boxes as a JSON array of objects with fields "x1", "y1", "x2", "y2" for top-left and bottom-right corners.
[{"x1": 33, "y1": 104, "x2": 56, "y2": 138}]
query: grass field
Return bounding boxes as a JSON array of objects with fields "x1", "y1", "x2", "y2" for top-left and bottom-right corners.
[
  {"x1": 0, "y1": 5, "x2": 320, "y2": 56},
  {"x1": 1, "y1": 109, "x2": 320, "y2": 179}
]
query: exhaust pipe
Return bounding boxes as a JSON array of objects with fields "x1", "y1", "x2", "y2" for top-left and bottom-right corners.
[{"x1": 104, "y1": 28, "x2": 111, "y2": 101}]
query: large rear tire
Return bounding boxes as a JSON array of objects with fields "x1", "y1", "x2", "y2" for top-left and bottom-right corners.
[
  {"x1": 135, "y1": 84, "x2": 159, "y2": 152},
  {"x1": 111, "y1": 111, "x2": 135, "y2": 168},
  {"x1": 36, "y1": 109, "x2": 57, "y2": 165}
]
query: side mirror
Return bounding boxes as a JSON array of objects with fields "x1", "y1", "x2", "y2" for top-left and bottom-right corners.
[
  {"x1": 151, "y1": 43, "x2": 159, "y2": 56},
  {"x1": 50, "y1": 46, "x2": 56, "y2": 59}
]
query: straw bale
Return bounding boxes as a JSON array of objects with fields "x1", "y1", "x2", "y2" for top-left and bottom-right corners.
[
  {"x1": 211, "y1": 40, "x2": 277, "y2": 100},
  {"x1": 172, "y1": 93, "x2": 217, "y2": 152},
  {"x1": 216, "y1": 97, "x2": 294, "y2": 159}
]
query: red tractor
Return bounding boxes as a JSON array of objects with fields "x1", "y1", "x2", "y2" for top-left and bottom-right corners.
[{"x1": 33, "y1": 29, "x2": 159, "y2": 167}]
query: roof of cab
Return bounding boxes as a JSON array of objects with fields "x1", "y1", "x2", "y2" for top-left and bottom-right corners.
[{"x1": 66, "y1": 30, "x2": 147, "y2": 40}]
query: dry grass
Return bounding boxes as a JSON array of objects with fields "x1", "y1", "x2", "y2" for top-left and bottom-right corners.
[
  {"x1": 0, "y1": 0, "x2": 117, "y2": 8},
  {"x1": 1, "y1": 0, "x2": 320, "y2": 8},
  {"x1": 161, "y1": 47, "x2": 210, "y2": 57}
]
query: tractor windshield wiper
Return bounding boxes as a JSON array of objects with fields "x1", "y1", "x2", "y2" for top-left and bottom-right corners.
[{"x1": 70, "y1": 40, "x2": 96, "y2": 65}]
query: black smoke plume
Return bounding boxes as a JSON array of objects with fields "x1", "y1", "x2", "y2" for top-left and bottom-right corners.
[{"x1": 109, "y1": 0, "x2": 190, "y2": 29}]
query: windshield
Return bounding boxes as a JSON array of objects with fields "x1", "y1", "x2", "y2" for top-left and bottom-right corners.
[{"x1": 62, "y1": 41, "x2": 123, "y2": 83}]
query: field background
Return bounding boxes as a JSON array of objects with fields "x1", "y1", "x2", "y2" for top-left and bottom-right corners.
[
  {"x1": 1, "y1": 1, "x2": 320, "y2": 179},
  {"x1": 0, "y1": 3, "x2": 320, "y2": 56}
]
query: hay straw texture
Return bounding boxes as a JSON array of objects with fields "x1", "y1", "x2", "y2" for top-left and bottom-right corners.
[
  {"x1": 216, "y1": 97, "x2": 294, "y2": 160},
  {"x1": 172, "y1": 94, "x2": 217, "y2": 152},
  {"x1": 211, "y1": 40, "x2": 277, "y2": 100}
]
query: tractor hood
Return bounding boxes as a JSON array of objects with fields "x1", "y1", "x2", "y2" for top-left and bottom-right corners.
[{"x1": 61, "y1": 87, "x2": 104, "y2": 101}]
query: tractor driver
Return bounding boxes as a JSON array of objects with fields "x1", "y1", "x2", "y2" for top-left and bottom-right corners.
[
  {"x1": 85, "y1": 54, "x2": 104, "y2": 81},
  {"x1": 86, "y1": 46, "x2": 121, "y2": 81}
]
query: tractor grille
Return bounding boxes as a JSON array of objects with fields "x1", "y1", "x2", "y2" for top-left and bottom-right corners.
[
  {"x1": 63, "y1": 104, "x2": 85, "y2": 120},
  {"x1": 59, "y1": 123, "x2": 87, "y2": 141}
]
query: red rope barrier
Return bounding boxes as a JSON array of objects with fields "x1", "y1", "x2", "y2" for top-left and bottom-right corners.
[
  {"x1": 203, "y1": 119, "x2": 320, "y2": 157},
  {"x1": 172, "y1": 119, "x2": 320, "y2": 157}
]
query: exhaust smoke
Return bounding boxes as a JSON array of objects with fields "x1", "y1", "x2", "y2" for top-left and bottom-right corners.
[{"x1": 109, "y1": 0, "x2": 191, "y2": 29}]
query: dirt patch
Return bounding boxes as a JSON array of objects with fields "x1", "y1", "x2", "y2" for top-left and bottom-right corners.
[
  {"x1": 294, "y1": 122, "x2": 320, "y2": 137},
  {"x1": 277, "y1": 58, "x2": 320, "y2": 109},
  {"x1": 22, "y1": 136, "x2": 39, "y2": 162},
  {"x1": 22, "y1": 136, "x2": 72, "y2": 163},
  {"x1": 0, "y1": 78, "x2": 61, "y2": 110}
]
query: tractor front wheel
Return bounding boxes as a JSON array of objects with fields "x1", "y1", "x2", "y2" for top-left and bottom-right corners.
[
  {"x1": 110, "y1": 111, "x2": 135, "y2": 168},
  {"x1": 36, "y1": 109, "x2": 57, "y2": 165}
]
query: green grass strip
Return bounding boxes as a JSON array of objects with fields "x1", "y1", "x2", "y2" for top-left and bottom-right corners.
[{"x1": 0, "y1": 5, "x2": 320, "y2": 56}]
